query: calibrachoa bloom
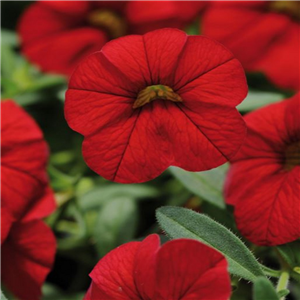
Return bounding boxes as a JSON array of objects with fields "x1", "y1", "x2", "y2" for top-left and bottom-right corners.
[
  {"x1": 84, "y1": 234, "x2": 231, "y2": 300},
  {"x1": 18, "y1": 1, "x2": 206, "y2": 75},
  {"x1": 225, "y1": 94, "x2": 300, "y2": 246},
  {"x1": 1, "y1": 100, "x2": 56, "y2": 300},
  {"x1": 65, "y1": 28, "x2": 248, "y2": 183},
  {"x1": 202, "y1": 1, "x2": 300, "y2": 91}
]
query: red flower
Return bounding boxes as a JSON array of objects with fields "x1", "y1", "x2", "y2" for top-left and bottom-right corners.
[
  {"x1": 225, "y1": 94, "x2": 300, "y2": 246},
  {"x1": 1, "y1": 100, "x2": 56, "y2": 300},
  {"x1": 1, "y1": 220, "x2": 56, "y2": 300},
  {"x1": 65, "y1": 28, "x2": 247, "y2": 183},
  {"x1": 202, "y1": 1, "x2": 300, "y2": 91},
  {"x1": 18, "y1": 1, "x2": 206, "y2": 75},
  {"x1": 84, "y1": 234, "x2": 231, "y2": 300}
]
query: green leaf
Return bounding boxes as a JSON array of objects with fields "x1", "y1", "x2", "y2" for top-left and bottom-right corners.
[
  {"x1": 79, "y1": 184, "x2": 158, "y2": 210},
  {"x1": 93, "y1": 197, "x2": 138, "y2": 257},
  {"x1": 169, "y1": 164, "x2": 228, "y2": 209},
  {"x1": 1, "y1": 290, "x2": 8, "y2": 300},
  {"x1": 185, "y1": 20, "x2": 200, "y2": 35},
  {"x1": 42, "y1": 283, "x2": 85, "y2": 300},
  {"x1": 156, "y1": 206, "x2": 264, "y2": 281},
  {"x1": 277, "y1": 289, "x2": 289, "y2": 298},
  {"x1": 253, "y1": 277, "x2": 279, "y2": 300},
  {"x1": 276, "y1": 240, "x2": 300, "y2": 269},
  {"x1": 48, "y1": 165, "x2": 79, "y2": 191},
  {"x1": 1, "y1": 44, "x2": 17, "y2": 79},
  {"x1": 13, "y1": 92, "x2": 48, "y2": 106},
  {"x1": 25, "y1": 75, "x2": 66, "y2": 93},
  {"x1": 1, "y1": 29, "x2": 19, "y2": 47},
  {"x1": 238, "y1": 90, "x2": 284, "y2": 112},
  {"x1": 200, "y1": 202, "x2": 237, "y2": 233}
]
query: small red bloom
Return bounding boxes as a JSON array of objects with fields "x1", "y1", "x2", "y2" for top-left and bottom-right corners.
[
  {"x1": 225, "y1": 94, "x2": 300, "y2": 246},
  {"x1": 65, "y1": 28, "x2": 247, "y2": 183},
  {"x1": 1, "y1": 100, "x2": 56, "y2": 224},
  {"x1": 202, "y1": 1, "x2": 300, "y2": 91},
  {"x1": 84, "y1": 234, "x2": 231, "y2": 300},
  {"x1": 1, "y1": 100, "x2": 56, "y2": 300},
  {"x1": 1, "y1": 220, "x2": 56, "y2": 300},
  {"x1": 18, "y1": 1, "x2": 206, "y2": 75}
]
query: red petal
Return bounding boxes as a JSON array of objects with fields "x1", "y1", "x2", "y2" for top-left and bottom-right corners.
[
  {"x1": 82, "y1": 106, "x2": 145, "y2": 183},
  {"x1": 225, "y1": 95, "x2": 300, "y2": 245},
  {"x1": 68, "y1": 50, "x2": 136, "y2": 95},
  {"x1": 143, "y1": 28, "x2": 187, "y2": 85},
  {"x1": 163, "y1": 102, "x2": 246, "y2": 169},
  {"x1": 93, "y1": 1, "x2": 127, "y2": 13},
  {"x1": 126, "y1": 1, "x2": 206, "y2": 33},
  {"x1": 238, "y1": 96, "x2": 299, "y2": 156},
  {"x1": 83, "y1": 282, "x2": 113, "y2": 300},
  {"x1": 23, "y1": 186, "x2": 56, "y2": 222},
  {"x1": 235, "y1": 170, "x2": 300, "y2": 246},
  {"x1": 89, "y1": 241, "x2": 140, "y2": 299},
  {"x1": 18, "y1": 2, "x2": 107, "y2": 75},
  {"x1": 1, "y1": 207, "x2": 15, "y2": 244},
  {"x1": 181, "y1": 263, "x2": 231, "y2": 300},
  {"x1": 225, "y1": 160, "x2": 283, "y2": 207},
  {"x1": 211, "y1": 2, "x2": 267, "y2": 9},
  {"x1": 23, "y1": 28, "x2": 107, "y2": 75},
  {"x1": 65, "y1": 90, "x2": 134, "y2": 136},
  {"x1": 127, "y1": 1, "x2": 181, "y2": 25},
  {"x1": 202, "y1": 5, "x2": 299, "y2": 90},
  {"x1": 41, "y1": 0, "x2": 90, "y2": 15},
  {"x1": 174, "y1": 35, "x2": 247, "y2": 107},
  {"x1": 176, "y1": 38, "x2": 247, "y2": 107},
  {"x1": 174, "y1": 1, "x2": 208, "y2": 22},
  {"x1": 254, "y1": 23, "x2": 300, "y2": 90},
  {"x1": 285, "y1": 93, "x2": 300, "y2": 137},
  {"x1": 155, "y1": 239, "x2": 231, "y2": 299},
  {"x1": 101, "y1": 35, "x2": 152, "y2": 89},
  {"x1": 203, "y1": 6, "x2": 262, "y2": 45},
  {"x1": 134, "y1": 234, "x2": 160, "y2": 299},
  {"x1": 1, "y1": 220, "x2": 56, "y2": 300},
  {"x1": 1, "y1": 100, "x2": 55, "y2": 221},
  {"x1": 203, "y1": 8, "x2": 289, "y2": 67},
  {"x1": 18, "y1": 2, "x2": 86, "y2": 47}
]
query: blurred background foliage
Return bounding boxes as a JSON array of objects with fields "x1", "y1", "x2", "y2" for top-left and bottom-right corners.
[{"x1": 1, "y1": 1, "x2": 298, "y2": 300}]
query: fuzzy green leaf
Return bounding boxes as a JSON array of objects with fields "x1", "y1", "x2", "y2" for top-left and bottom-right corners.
[
  {"x1": 277, "y1": 289, "x2": 290, "y2": 298},
  {"x1": 276, "y1": 240, "x2": 300, "y2": 269},
  {"x1": 1, "y1": 29, "x2": 19, "y2": 47},
  {"x1": 253, "y1": 277, "x2": 279, "y2": 300},
  {"x1": 1, "y1": 290, "x2": 8, "y2": 300},
  {"x1": 237, "y1": 90, "x2": 284, "y2": 112},
  {"x1": 93, "y1": 197, "x2": 138, "y2": 257},
  {"x1": 79, "y1": 184, "x2": 158, "y2": 210},
  {"x1": 156, "y1": 206, "x2": 264, "y2": 281},
  {"x1": 169, "y1": 164, "x2": 228, "y2": 209}
]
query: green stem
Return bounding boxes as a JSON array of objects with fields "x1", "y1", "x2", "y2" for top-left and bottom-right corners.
[
  {"x1": 276, "y1": 271, "x2": 289, "y2": 300},
  {"x1": 261, "y1": 265, "x2": 281, "y2": 278}
]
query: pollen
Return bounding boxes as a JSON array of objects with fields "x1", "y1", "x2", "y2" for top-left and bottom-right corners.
[
  {"x1": 284, "y1": 141, "x2": 300, "y2": 170},
  {"x1": 269, "y1": 1, "x2": 300, "y2": 20},
  {"x1": 88, "y1": 9, "x2": 127, "y2": 38},
  {"x1": 133, "y1": 85, "x2": 182, "y2": 109}
]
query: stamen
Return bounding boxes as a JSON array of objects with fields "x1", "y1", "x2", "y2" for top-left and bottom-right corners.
[
  {"x1": 269, "y1": 1, "x2": 300, "y2": 20},
  {"x1": 133, "y1": 85, "x2": 182, "y2": 109},
  {"x1": 88, "y1": 9, "x2": 127, "y2": 39},
  {"x1": 284, "y1": 141, "x2": 300, "y2": 170}
]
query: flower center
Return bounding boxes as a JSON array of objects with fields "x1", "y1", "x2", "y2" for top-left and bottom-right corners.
[
  {"x1": 284, "y1": 141, "x2": 300, "y2": 170},
  {"x1": 269, "y1": 1, "x2": 300, "y2": 20},
  {"x1": 133, "y1": 85, "x2": 182, "y2": 109},
  {"x1": 87, "y1": 9, "x2": 127, "y2": 39}
]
